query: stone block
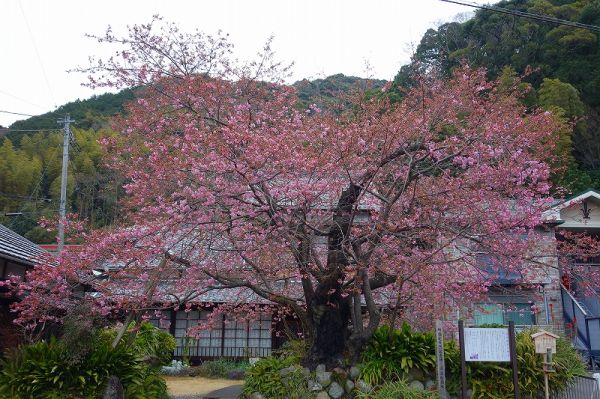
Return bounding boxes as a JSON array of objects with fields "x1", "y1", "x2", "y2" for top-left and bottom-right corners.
[
  {"x1": 316, "y1": 391, "x2": 330, "y2": 399},
  {"x1": 356, "y1": 379, "x2": 372, "y2": 393},
  {"x1": 328, "y1": 382, "x2": 344, "y2": 399},
  {"x1": 102, "y1": 376, "x2": 124, "y2": 399},
  {"x1": 308, "y1": 380, "x2": 323, "y2": 392},
  {"x1": 409, "y1": 380, "x2": 425, "y2": 391},
  {"x1": 316, "y1": 371, "x2": 332, "y2": 387},
  {"x1": 345, "y1": 379, "x2": 355, "y2": 393}
]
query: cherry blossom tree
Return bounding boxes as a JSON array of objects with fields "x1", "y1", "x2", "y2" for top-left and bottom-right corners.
[{"x1": 11, "y1": 19, "x2": 563, "y2": 365}]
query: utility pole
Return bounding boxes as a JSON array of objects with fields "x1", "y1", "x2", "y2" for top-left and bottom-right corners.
[{"x1": 57, "y1": 114, "x2": 75, "y2": 253}]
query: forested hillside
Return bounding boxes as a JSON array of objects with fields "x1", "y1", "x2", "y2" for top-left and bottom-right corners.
[
  {"x1": 3, "y1": 0, "x2": 600, "y2": 243},
  {"x1": 392, "y1": 0, "x2": 600, "y2": 192},
  {"x1": 5, "y1": 89, "x2": 134, "y2": 140},
  {"x1": 0, "y1": 128, "x2": 121, "y2": 243},
  {"x1": 294, "y1": 73, "x2": 387, "y2": 110},
  {"x1": 0, "y1": 75, "x2": 381, "y2": 241}
]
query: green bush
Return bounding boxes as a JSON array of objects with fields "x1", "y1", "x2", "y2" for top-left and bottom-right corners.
[
  {"x1": 100, "y1": 321, "x2": 176, "y2": 368},
  {"x1": 441, "y1": 339, "x2": 462, "y2": 395},
  {"x1": 445, "y1": 329, "x2": 586, "y2": 399},
  {"x1": 356, "y1": 380, "x2": 440, "y2": 399},
  {"x1": 124, "y1": 365, "x2": 168, "y2": 399},
  {"x1": 360, "y1": 324, "x2": 436, "y2": 385},
  {"x1": 272, "y1": 338, "x2": 308, "y2": 361},
  {"x1": 358, "y1": 324, "x2": 585, "y2": 398},
  {"x1": 241, "y1": 339, "x2": 310, "y2": 398},
  {"x1": 242, "y1": 356, "x2": 307, "y2": 399},
  {"x1": 0, "y1": 335, "x2": 168, "y2": 399},
  {"x1": 190, "y1": 359, "x2": 250, "y2": 379},
  {"x1": 130, "y1": 322, "x2": 176, "y2": 367}
]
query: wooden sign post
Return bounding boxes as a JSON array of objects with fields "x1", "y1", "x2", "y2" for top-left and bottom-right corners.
[
  {"x1": 435, "y1": 320, "x2": 448, "y2": 399},
  {"x1": 458, "y1": 320, "x2": 468, "y2": 399},
  {"x1": 531, "y1": 330, "x2": 558, "y2": 399},
  {"x1": 508, "y1": 321, "x2": 520, "y2": 399}
]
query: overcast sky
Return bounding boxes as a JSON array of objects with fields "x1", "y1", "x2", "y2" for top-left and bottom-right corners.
[{"x1": 0, "y1": 0, "x2": 487, "y2": 127}]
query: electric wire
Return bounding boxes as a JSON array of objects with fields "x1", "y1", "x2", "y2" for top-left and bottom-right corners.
[
  {"x1": 17, "y1": 0, "x2": 57, "y2": 108},
  {"x1": 7, "y1": 143, "x2": 62, "y2": 229},
  {"x1": 0, "y1": 110, "x2": 36, "y2": 117},
  {"x1": 0, "y1": 89, "x2": 45, "y2": 110},
  {"x1": 1, "y1": 128, "x2": 63, "y2": 133},
  {"x1": 438, "y1": 0, "x2": 600, "y2": 33},
  {"x1": 0, "y1": 192, "x2": 52, "y2": 202}
]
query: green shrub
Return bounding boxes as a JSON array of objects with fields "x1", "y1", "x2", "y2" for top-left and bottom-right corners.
[
  {"x1": 272, "y1": 338, "x2": 308, "y2": 361},
  {"x1": 100, "y1": 321, "x2": 176, "y2": 368},
  {"x1": 359, "y1": 323, "x2": 436, "y2": 385},
  {"x1": 132, "y1": 322, "x2": 176, "y2": 367},
  {"x1": 242, "y1": 356, "x2": 307, "y2": 399},
  {"x1": 124, "y1": 365, "x2": 168, "y2": 399},
  {"x1": 190, "y1": 359, "x2": 250, "y2": 379},
  {"x1": 0, "y1": 338, "x2": 74, "y2": 399},
  {"x1": 441, "y1": 339, "x2": 462, "y2": 395},
  {"x1": 356, "y1": 380, "x2": 440, "y2": 399},
  {"x1": 0, "y1": 335, "x2": 168, "y2": 399},
  {"x1": 444, "y1": 329, "x2": 586, "y2": 399},
  {"x1": 59, "y1": 305, "x2": 104, "y2": 366}
]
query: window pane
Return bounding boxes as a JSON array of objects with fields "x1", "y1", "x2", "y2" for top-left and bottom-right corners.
[
  {"x1": 199, "y1": 330, "x2": 210, "y2": 338},
  {"x1": 505, "y1": 304, "x2": 535, "y2": 325},
  {"x1": 474, "y1": 304, "x2": 503, "y2": 325},
  {"x1": 176, "y1": 319, "x2": 188, "y2": 329},
  {"x1": 249, "y1": 329, "x2": 260, "y2": 339}
]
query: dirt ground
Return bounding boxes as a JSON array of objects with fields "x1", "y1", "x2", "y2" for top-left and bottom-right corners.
[{"x1": 164, "y1": 376, "x2": 242, "y2": 396}]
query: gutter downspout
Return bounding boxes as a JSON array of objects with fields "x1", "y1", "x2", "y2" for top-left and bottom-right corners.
[{"x1": 542, "y1": 284, "x2": 550, "y2": 325}]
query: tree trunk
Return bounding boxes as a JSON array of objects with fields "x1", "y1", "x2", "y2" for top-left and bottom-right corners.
[
  {"x1": 306, "y1": 281, "x2": 351, "y2": 368},
  {"x1": 304, "y1": 183, "x2": 361, "y2": 367}
]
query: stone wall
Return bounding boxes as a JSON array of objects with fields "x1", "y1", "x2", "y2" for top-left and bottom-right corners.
[{"x1": 246, "y1": 364, "x2": 437, "y2": 399}]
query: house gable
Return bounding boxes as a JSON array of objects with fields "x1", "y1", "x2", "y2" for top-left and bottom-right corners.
[{"x1": 543, "y1": 189, "x2": 600, "y2": 229}]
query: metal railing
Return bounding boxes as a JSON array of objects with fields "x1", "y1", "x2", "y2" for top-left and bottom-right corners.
[
  {"x1": 561, "y1": 284, "x2": 600, "y2": 368},
  {"x1": 552, "y1": 375, "x2": 600, "y2": 399}
]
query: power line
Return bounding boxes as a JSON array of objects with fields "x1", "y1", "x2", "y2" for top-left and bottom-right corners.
[
  {"x1": 18, "y1": 0, "x2": 57, "y2": 108},
  {"x1": 3, "y1": 136, "x2": 75, "y2": 152},
  {"x1": 0, "y1": 89, "x2": 45, "y2": 110},
  {"x1": 8, "y1": 143, "x2": 63, "y2": 230},
  {"x1": 0, "y1": 128, "x2": 62, "y2": 132},
  {"x1": 438, "y1": 0, "x2": 600, "y2": 33},
  {"x1": 0, "y1": 110, "x2": 36, "y2": 117},
  {"x1": 0, "y1": 192, "x2": 52, "y2": 202}
]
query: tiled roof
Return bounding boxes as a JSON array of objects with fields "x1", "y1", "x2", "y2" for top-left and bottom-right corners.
[
  {"x1": 0, "y1": 224, "x2": 46, "y2": 266},
  {"x1": 193, "y1": 287, "x2": 271, "y2": 304}
]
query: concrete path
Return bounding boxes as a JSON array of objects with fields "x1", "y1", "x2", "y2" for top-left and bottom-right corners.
[
  {"x1": 165, "y1": 376, "x2": 243, "y2": 399},
  {"x1": 202, "y1": 384, "x2": 243, "y2": 399}
]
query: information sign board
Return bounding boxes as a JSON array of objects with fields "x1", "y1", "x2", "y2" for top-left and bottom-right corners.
[{"x1": 464, "y1": 328, "x2": 510, "y2": 362}]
